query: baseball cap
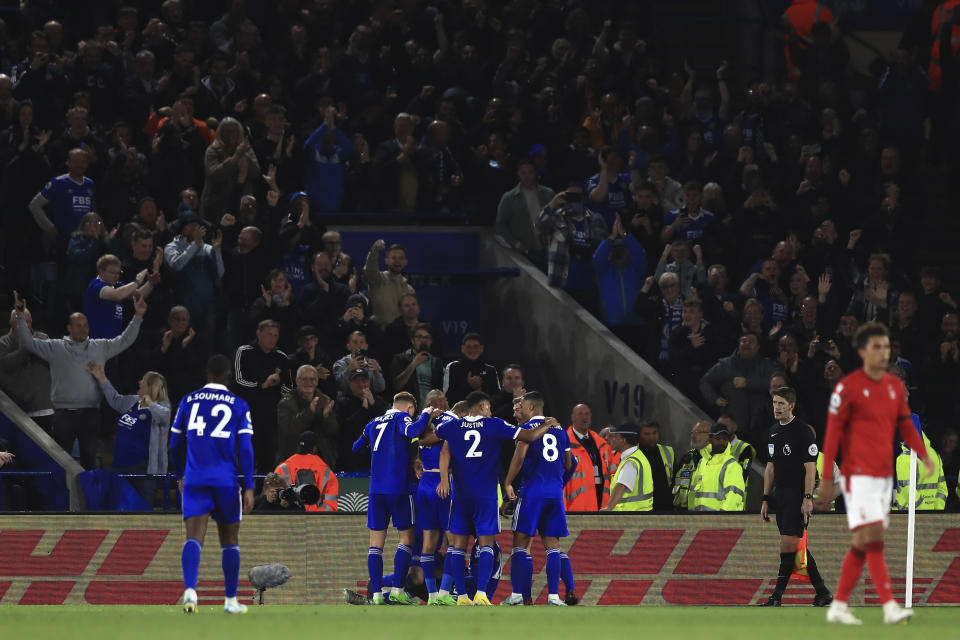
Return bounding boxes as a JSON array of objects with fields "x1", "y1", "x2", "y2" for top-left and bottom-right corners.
[
  {"x1": 709, "y1": 421, "x2": 730, "y2": 436},
  {"x1": 349, "y1": 368, "x2": 369, "y2": 380},
  {"x1": 298, "y1": 430, "x2": 319, "y2": 452}
]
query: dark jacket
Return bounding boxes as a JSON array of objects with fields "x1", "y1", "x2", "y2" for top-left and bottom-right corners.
[
  {"x1": 442, "y1": 357, "x2": 500, "y2": 404},
  {"x1": 391, "y1": 348, "x2": 445, "y2": 397},
  {"x1": 276, "y1": 390, "x2": 339, "y2": 466}
]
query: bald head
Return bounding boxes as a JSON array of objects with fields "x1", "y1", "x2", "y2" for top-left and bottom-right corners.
[
  {"x1": 570, "y1": 404, "x2": 591, "y2": 431},
  {"x1": 67, "y1": 312, "x2": 89, "y2": 341}
]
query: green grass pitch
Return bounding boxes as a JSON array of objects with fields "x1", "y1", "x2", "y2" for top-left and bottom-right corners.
[{"x1": 3, "y1": 605, "x2": 957, "y2": 640}]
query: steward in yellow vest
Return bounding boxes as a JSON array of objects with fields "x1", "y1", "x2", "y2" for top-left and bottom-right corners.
[
  {"x1": 601, "y1": 425, "x2": 654, "y2": 512},
  {"x1": 689, "y1": 422, "x2": 745, "y2": 511},
  {"x1": 894, "y1": 428, "x2": 947, "y2": 511}
]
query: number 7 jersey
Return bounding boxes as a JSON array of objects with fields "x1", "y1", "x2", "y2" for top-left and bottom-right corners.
[{"x1": 170, "y1": 383, "x2": 255, "y2": 490}]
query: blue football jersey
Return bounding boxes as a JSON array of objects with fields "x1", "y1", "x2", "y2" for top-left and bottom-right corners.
[
  {"x1": 358, "y1": 409, "x2": 431, "y2": 495},
  {"x1": 436, "y1": 415, "x2": 519, "y2": 501},
  {"x1": 41, "y1": 174, "x2": 96, "y2": 237},
  {"x1": 169, "y1": 383, "x2": 255, "y2": 489},
  {"x1": 419, "y1": 411, "x2": 459, "y2": 488},
  {"x1": 520, "y1": 418, "x2": 570, "y2": 499}
]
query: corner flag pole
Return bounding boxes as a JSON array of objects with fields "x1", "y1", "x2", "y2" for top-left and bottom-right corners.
[{"x1": 905, "y1": 414, "x2": 922, "y2": 609}]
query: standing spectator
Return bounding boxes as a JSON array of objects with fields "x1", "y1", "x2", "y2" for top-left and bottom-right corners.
[
  {"x1": 668, "y1": 299, "x2": 722, "y2": 407},
  {"x1": 303, "y1": 106, "x2": 353, "y2": 213},
  {"x1": 62, "y1": 212, "x2": 110, "y2": 316},
  {"x1": 537, "y1": 185, "x2": 608, "y2": 310},
  {"x1": 322, "y1": 230, "x2": 356, "y2": 290},
  {"x1": 442, "y1": 333, "x2": 500, "y2": 403},
  {"x1": 287, "y1": 325, "x2": 338, "y2": 400},
  {"x1": 0, "y1": 307, "x2": 53, "y2": 433},
  {"x1": 276, "y1": 364, "x2": 338, "y2": 466},
  {"x1": 846, "y1": 253, "x2": 898, "y2": 324},
  {"x1": 415, "y1": 120, "x2": 462, "y2": 211},
  {"x1": 12, "y1": 292, "x2": 146, "y2": 469},
  {"x1": 634, "y1": 272, "x2": 684, "y2": 365},
  {"x1": 247, "y1": 269, "x2": 302, "y2": 354},
  {"x1": 163, "y1": 207, "x2": 224, "y2": 354},
  {"x1": 699, "y1": 331, "x2": 777, "y2": 431},
  {"x1": 88, "y1": 362, "x2": 170, "y2": 505},
  {"x1": 495, "y1": 157, "x2": 554, "y2": 264},
  {"x1": 372, "y1": 112, "x2": 419, "y2": 211},
  {"x1": 151, "y1": 305, "x2": 203, "y2": 410},
  {"x1": 593, "y1": 215, "x2": 648, "y2": 350},
  {"x1": 654, "y1": 241, "x2": 706, "y2": 297},
  {"x1": 84, "y1": 254, "x2": 157, "y2": 339},
  {"x1": 363, "y1": 239, "x2": 415, "y2": 327},
  {"x1": 222, "y1": 225, "x2": 270, "y2": 350},
  {"x1": 199, "y1": 116, "x2": 260, "y2": 221},
  {"x1": 232, "y1": 319, "x2": 293, "y2": 472},
  {"x1": 390, "y1": 323, "x2": 444, "y2": 408},
  {"x1": 332, "y1": 330, "x2": 386, "y2": 394},
  {"x1": 490, "y1": 364, "x2": 527, "y2": 423},
  {"x1": 646, "y1": 156, "x2": 685, "y2": 212},
  {"x1": 626, "y1": 180, "x2": 665, "y2": 253},
  {"x1": 585, "y1": 147, "x2": 632, "y2": 229},
  {"x1": 335, "y1": 369, "x2": 388, "y2": 471},
  {"x1": 382, "y1": 294, "x2": 426, "y2": 363},
  {"x1": 335, "y1": 294, "x2": 382, "y2": 352},
  {"x1": 661, "y1": 180, "x2": 716, "y2": 244},
  {"x1": 299, "y1": 251, "x2": 351, "y2": 343}
]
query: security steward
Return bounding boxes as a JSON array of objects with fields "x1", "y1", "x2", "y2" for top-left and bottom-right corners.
[
  {"x1": 688, "y1": 422, "x2": 745, "y2": 512},
  {"x1": 601, "y1": 425, "x2": 654, "y2": 512},
  {"x1": 672, "y1": 421, "x2": 711, "y2": 510},
  {"x1": 275, "y1": 431, "x2": 339, "y2": 512},
  {"x1": 759, "y1": 387, "x2": 832, "y2": 606}
]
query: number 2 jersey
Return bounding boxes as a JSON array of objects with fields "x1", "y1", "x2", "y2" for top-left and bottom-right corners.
[
  {"x1": 169, "y1": 383, "x2": 255, "y2": 490},
  {"x1": 436, "y1": 415, "x2": 519, "y2": 502},
  {"x1": 519, "y1": 417, "x2": 570, "y2": 500}
]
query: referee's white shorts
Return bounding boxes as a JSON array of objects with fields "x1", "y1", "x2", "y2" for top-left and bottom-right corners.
[{"x1": 841, "y1": 475, "x2": 893, "y2": 531}]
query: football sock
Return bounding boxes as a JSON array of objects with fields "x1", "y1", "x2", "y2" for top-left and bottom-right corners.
[
  {"x1": 221, "y1": 545, "x2": 240, "y2": 598},
  {"x1": 806, "y1": 550, "x2": 828, "y2": 594},
  {"x1": 367, "y1": 547, "x2": 383, "y2": 597},
  {"x1": 181, "y1": 538, "x2": 201, "y2": 590},
  {"x1": 864, "y1": 541, "x2": 893, "y2": 603},
  {"x1": 773, "y1": 551, "x2": 793, "y2": 596},
  {"x1": 523, "y1": 554, "x2": 533, "y2": 601},
  {"x1": 449, "y1": 547, "x2": 467, "y2": 596},
  {"x1": 439, "y1": 546, "x2": 455, "y2": 595},
  {"x1": 836, "y1": 546, "x2": 865, "y2": 603},
  {"x1": 475, "y1": 546, "x2": 495, "y2": 598},
  {"x1": 510, "y1": 547, "x2": 527, "y2": 598},
  {"x1": 392, "y1": 544, "x2": 412, "y2": 594},
  {"x1": 560, "y1": 552, "x2": 575, "y2": 592},
  {"x1": 546, "y1": 548, "x2": 561, "y2": 596},
  {"x1": 421, "y1": 553, "x2": 437, "y2": 595}
]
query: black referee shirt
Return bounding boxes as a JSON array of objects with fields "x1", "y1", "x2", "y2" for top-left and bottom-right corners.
[{"x1": 765, "y1": 417, "x2": 818, "y2": 501}]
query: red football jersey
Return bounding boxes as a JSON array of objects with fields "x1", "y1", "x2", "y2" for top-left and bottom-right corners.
[{"x1": 822, "y1": 369, "x2": 926, "y2": 482}]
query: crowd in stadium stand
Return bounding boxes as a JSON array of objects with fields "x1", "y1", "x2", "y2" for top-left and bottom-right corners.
[{"x1": 0, "y1": 1, "x2": 959, "y2": 512}]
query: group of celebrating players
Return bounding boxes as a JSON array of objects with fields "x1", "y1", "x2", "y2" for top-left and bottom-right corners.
[{"x1": 164, "y1": 317, "x2": 935, "y2": 623}]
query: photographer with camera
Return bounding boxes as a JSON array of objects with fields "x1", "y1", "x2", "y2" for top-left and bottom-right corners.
[
  {"x1": 332, "y1": 330, "x2": 385, "y2": 393},
  {"x1": 253, "y1": 472, "x2": 302, "y2": 512},
  {"x1": 391, "y1": 323, "x2": 444, "y2": 408},
  {"x1": 536, "y1": 182, "x2": 608, "y2": 313},
  {"x1": 274, "y1": 431, "x2": 338, "y2": 512}
]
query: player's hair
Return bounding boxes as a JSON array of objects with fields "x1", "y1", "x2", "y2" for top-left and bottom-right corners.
[
  {"x1": 206, "y1": 354, "x2": 232, "y2": 383},
  {"x1": 141, "y1": 371, "x2": 169, "y2": 403},
  {"x1": 451, "y1": 401, "x2": 469, "y2": 417},
  {"x1": 520, "y1": 391, "x2": 544, "y2": 412},
  {"x1": 258, "y1": 319, "x2": 280, "y2": 331},
  {"x1": 465, "y1": 391, "x2": 491, "y2": 411},
  {"x1": 772, "y1": 386, "x2": 797, "y2": 406},
  {"x1": 393, "y1": 392, "x2": 417, "y2": 409},
  {"x1": 425, "y1": 389, "x2": 446, "y2": 408},
  {"x1": 854, "y1": 321, "x2": 889, "y2": 350},
  {"x1": 95, "y1": 254, "x2": 121, "y2": 273}
]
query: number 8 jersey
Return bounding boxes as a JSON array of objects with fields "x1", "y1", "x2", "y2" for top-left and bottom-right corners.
[
  {"x1": 170, "y1": 383, "x2": 255, "y2": 490},
  {"x1": 520, "y1": 417, "x2": 570, "y2": 499}
]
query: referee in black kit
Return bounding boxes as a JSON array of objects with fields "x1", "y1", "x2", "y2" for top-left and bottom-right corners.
[{"x1": 758, "y1": 387, "x2": 833, "y2": 607}]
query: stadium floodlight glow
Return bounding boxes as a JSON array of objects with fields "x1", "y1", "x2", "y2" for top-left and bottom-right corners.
[{"x1": 248, "y1": 564, "x2": 292, "y2": 605}]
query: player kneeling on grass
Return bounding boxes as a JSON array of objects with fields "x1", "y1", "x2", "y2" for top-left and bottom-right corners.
[
  {"x1": 502, "y1": 392, "x2": 574, "y2": 606},
  {"x1": 353, "y1": 391, "x2": 441, "y2": 605},
  {"x1": 816, "y1": 322, "x2": 935, "y2": 625},
  {"x1": 170, "y1": 355, "x2": 255, "y2": 614}
]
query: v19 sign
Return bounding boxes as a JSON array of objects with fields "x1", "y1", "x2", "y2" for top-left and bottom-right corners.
[{"x1": 602, "y1": 380, "x2": 645, "y2": 419}]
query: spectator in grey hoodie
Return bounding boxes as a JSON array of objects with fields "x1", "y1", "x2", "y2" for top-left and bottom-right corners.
[
  {"x1": 0, "y1": 308, "x2": 53, "y2": 434},
  {"x1": 12, "y1": 291, "x2": 146, "y2": 469}
]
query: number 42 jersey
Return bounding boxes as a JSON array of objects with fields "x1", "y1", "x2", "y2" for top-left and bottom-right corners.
[{"x1": 170, "y1": 383, "x2": 255, "y2": 490}]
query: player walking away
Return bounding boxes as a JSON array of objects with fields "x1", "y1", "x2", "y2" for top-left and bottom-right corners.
[
  {"x1": 435, "y1": 391, "x2": 555, "y2": 606},
  {"x1": 502, "y1": 392, "x2": 574, "y2": 606},
  {"x1": 759, "y1": 386, "x2": 832, "y2": 607},
  {"x1": 169, "y1": 355, "x2": 255, "y2": 615},
  {"x1": 352, "y1": 392, "x2": 440, "y2": 605},
  {"x1": 816, "y1": 322, "x2": 935, "y2": 625}
]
